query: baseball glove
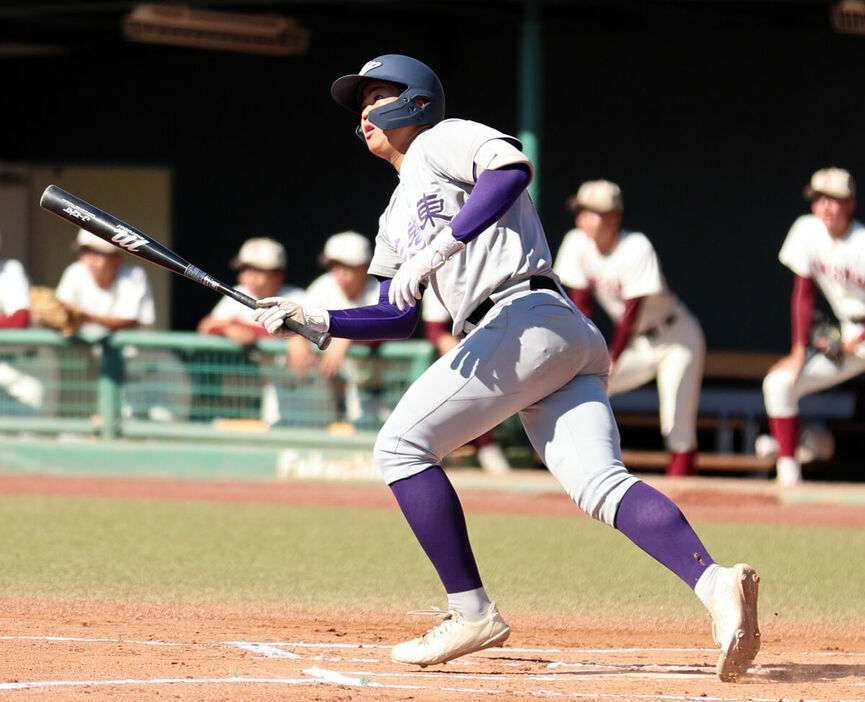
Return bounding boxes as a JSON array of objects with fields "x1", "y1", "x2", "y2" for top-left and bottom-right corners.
[
  {"x1": 30, "y1": 286, "x2": 82, "y2": 337},
  {"x1": 810, "y1": 313, "x2": 843, "y2": 366}
]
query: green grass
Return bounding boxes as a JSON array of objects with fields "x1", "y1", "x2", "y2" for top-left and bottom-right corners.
[{"x1": 0, "y1": 494, "x2": 862, "y2": 625}]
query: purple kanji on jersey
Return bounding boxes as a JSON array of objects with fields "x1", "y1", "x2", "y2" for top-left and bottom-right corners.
[{"x1": 416, "y1": 194, "x2": 453, "y2": 229}]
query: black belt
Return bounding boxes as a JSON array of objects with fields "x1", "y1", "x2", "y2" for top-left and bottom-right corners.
[
  {"x1": 643, "y1": 314, "x2": 678, "y2": 340},
  {"x1": 466, "y1": 276, "x2": 561, "y2": 326}
]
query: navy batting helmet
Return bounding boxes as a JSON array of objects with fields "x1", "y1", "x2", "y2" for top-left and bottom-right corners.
[{"x1": 331, "y1": 54, "x2": 445, "y2": 132}]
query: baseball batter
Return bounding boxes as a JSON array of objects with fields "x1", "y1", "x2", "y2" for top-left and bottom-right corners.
[
  {"x1": 763, "y1": 167, "x2": 865, "y2": 485},
  {"x1": 553, "y1": 180, "x2": 705, "y2": 476},
  {"x1": 254, "y1": 54, "x2": 759, "y2": 681}
]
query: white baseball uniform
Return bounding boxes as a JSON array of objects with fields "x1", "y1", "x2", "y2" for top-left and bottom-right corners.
[
  {"x1": 368, "y1": 119, "x2": 637, "y2": 524},
  {"x1": 56, "y1": 261, "x2": 156, "y2": 336},
  {"x1": 208, "y1": 283, "x2": 304, "y2": 324},
  {"x1": 304, "y1": 273, "x2": 379, "y2": 310},
  {"x1": 763, "y1": 214, "x2": 865, "y2": 417},
  {"x1": 554, "y1": 228, "x2": 705, "y2": 453},
  {"x1": 0, "y1": 258, "x2": 40, "y2": 411},
  {"x1": 0, "y1": 259, "x2": 31, "y2": 318},
  {"x1": 303, "y1": 272, "x2": 381, "y2": 423}
]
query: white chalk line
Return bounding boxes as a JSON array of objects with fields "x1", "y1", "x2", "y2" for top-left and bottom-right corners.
[
  {"x1": 1, "y1": 635, "x2": 863, "y2": 700},
  {"x1": 5, "y1": 636, "x2": 864, "y2": 659}
]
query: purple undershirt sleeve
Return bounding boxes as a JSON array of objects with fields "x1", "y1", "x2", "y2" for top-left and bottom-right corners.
[
  {"x1": 327, "y1": 277, "x2": 421, "y2": 341},
  {"x1": 448, "y1": 164, "x2": 532, "y2": 244}
]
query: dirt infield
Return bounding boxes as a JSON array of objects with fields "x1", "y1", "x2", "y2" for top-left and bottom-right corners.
[{"x1": 1, "y1": 471, "x2": 864, "y2": 700}]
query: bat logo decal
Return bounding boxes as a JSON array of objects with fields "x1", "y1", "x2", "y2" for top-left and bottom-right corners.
[
  {"x1": 61, "y1": 205, "x2": 92, "y2": 222},
  {"x1": 112, "y1": 226, "x2": 149, "y2": 252}
]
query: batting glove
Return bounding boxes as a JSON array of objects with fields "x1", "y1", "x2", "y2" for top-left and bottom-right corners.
[
  {"x1": 254, "y1": 298, "x2": 330, "y2": 338},
  {"x1": 389, "y1": 228, "x2": 465, "y2": 311}
]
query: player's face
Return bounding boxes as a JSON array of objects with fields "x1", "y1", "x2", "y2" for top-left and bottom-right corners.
[
  {"x1": 80, "y1": 248, "x2": 121, "y2": 289},
  {"x1": 811, "y1": 194, "x2": 856, "y2": 238},
  {"x1": 359, "y1": 81, "x2": 424, "y2": 166},
  {"x1": 576, "y1": 210, "x2": 621, "y2": 254},
  {"x1": 329, "y1": 262, "x2": 368, "y2": 301},
  {"x1": 238, "y1": 266, "x2": 284, "y2": 299}
]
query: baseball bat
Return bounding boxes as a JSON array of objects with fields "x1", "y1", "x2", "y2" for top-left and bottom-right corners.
[{"x1": 39, "y1": 185, "x2": 331, "y2": 350}]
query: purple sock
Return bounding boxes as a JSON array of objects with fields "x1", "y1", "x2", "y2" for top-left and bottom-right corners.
[
  {"x1": 614, "y1": 480, "x2": 715, "y2": 588},
  {"x1": 390, "y1": 467, "x2": 483, "y2": 593}
]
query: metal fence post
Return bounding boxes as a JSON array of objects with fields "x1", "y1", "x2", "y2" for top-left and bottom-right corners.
[{"x1": 98, "y1": 338, "x2": 123, "y2": 439}]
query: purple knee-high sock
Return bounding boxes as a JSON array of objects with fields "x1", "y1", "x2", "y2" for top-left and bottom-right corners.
[
  {"x1": 390, "y1": 466, "x2": 483, "y2": 593},
  {"x1": 614, "y1": 480, "x2": 715, "y2": 588}
]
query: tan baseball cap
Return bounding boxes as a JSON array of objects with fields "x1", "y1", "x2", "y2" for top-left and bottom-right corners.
[
  {"x1": 76, "y1": 228, "x2": 119, "y2": 255},
  {"x1": 566, "y1": 179, "x2": 624, "y2": 214},
  {"x1": 318, "y1": 231, "x2": 372, "y2": 267},
  {"x1": 231, "y1": 237, "x2": 286, "y2": 271},
  {"x1": 803, "y1": 167, "x2": 856, "y2": 201}
]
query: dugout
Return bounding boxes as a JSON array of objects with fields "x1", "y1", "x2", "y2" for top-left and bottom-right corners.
[
  {"x1": 2, "y1": 2, "x2": 865, "y2": 455},
  {"x1": 1, "y1": 1, "x2": 862, "y2": 352}
]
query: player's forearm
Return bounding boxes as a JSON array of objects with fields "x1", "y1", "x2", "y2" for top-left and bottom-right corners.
[
  {"x1": 80, "y1": 312, "x2": 139, "y2": 330},
  {"x1": 327, "y1": 278, "x2": 420, "y2": 340},
  {"x1": 206, "y1": 319, "x2": 270, "y2": 339},
  {"x1": 447, "y1": 164, "x2": 532, "y2": 244},
  {"x1": 608, "y1": 297, "x2": 643, "y2": 362},
  {"x1": 566, "y1": 288, "x2": 593, "y2": 319},
  {"x1": 790, "y1": 275, "x2": 816, "y2": 348}
]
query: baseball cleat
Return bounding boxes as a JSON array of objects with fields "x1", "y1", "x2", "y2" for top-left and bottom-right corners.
[
  {"x1": 391, "y1": 602, "x2": 510, "y2": 667},
  {"x1": 710, "y1": 563, "x2": 761, "y2": 682}
]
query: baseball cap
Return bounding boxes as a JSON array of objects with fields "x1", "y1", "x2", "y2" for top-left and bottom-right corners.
[
  {"x1": 231, "y1": 237, "x2": 286, "y2": 271},
  {"x1": 76, "y1": 228, "x2": 119, "y2": 255},
  {"x1": 566, "y1": 179, "x2": 624, "y2": 214},
  {"x1": 803, "y1": 167, "x2": 856, "y2": 201},
  {"x1": 318, "y1": 231, "x2": 372, "y2": 267}
]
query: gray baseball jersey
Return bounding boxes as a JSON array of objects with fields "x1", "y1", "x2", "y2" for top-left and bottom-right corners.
[
  {"x1": 369, "y1": 118, "x2": 638, "y2": 523},
  {"x1": 367, "y1": 118, "x2": 555, "y2": 337}
]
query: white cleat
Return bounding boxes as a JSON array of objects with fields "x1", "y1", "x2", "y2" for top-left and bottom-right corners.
[
  {"x1": 776, "y1": 456, "x2": 802, "y2": 486},
  {"x1": 391, "y1": 602, "x2": 511, "y2": 667},
  {"x1": 709, "y1": 563, "x2": 761, "y2": 682}
]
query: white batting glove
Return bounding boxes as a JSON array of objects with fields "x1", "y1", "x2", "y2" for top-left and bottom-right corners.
[
  {"x1": 389, "y1": 228, "x2": 465, "y2": 311},
  {"x1": 254, "y1": 297, "x2": 330, "y2": 338}
]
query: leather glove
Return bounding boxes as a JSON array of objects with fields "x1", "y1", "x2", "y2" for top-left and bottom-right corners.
[
  {"x1": 389, "y1": 228, "x2": 465, "y2": 311},
  {"x1": 254, "y1": 298, "x2": 330, "y2": 338}
]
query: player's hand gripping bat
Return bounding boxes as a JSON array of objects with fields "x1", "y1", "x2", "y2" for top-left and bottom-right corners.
[{"x1": 39, "y1": 185, "x2": 331, "y2": 350}]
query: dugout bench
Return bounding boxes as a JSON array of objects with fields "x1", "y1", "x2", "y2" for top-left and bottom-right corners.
[{"x1": 610, "y1": 350, "x2": 862, "y2": 475}]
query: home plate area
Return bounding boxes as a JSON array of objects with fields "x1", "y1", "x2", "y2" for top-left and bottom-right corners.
[{"x1": 2, "y1": 634, "x2": 864, "y2": 701}]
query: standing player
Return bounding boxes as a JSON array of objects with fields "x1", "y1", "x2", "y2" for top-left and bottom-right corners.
[
  {"x1": 763, "y1": 167, "x2": 865, "y2": 485},
  {"x1": 553, "y1": 180, "x2": 706, "y2": 476},
  {"x1": 254, "y1": 54, "x2": 760, "y2": 681}
]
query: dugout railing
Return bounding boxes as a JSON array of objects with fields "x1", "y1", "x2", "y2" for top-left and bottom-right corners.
[{"x1": 0, "y1": 329, "x2": 436, "y2": 445}]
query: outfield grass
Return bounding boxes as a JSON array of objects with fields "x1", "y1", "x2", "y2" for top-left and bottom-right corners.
[{"x1": 0, "y1": 494, "x2": 862, "y2": 624}]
